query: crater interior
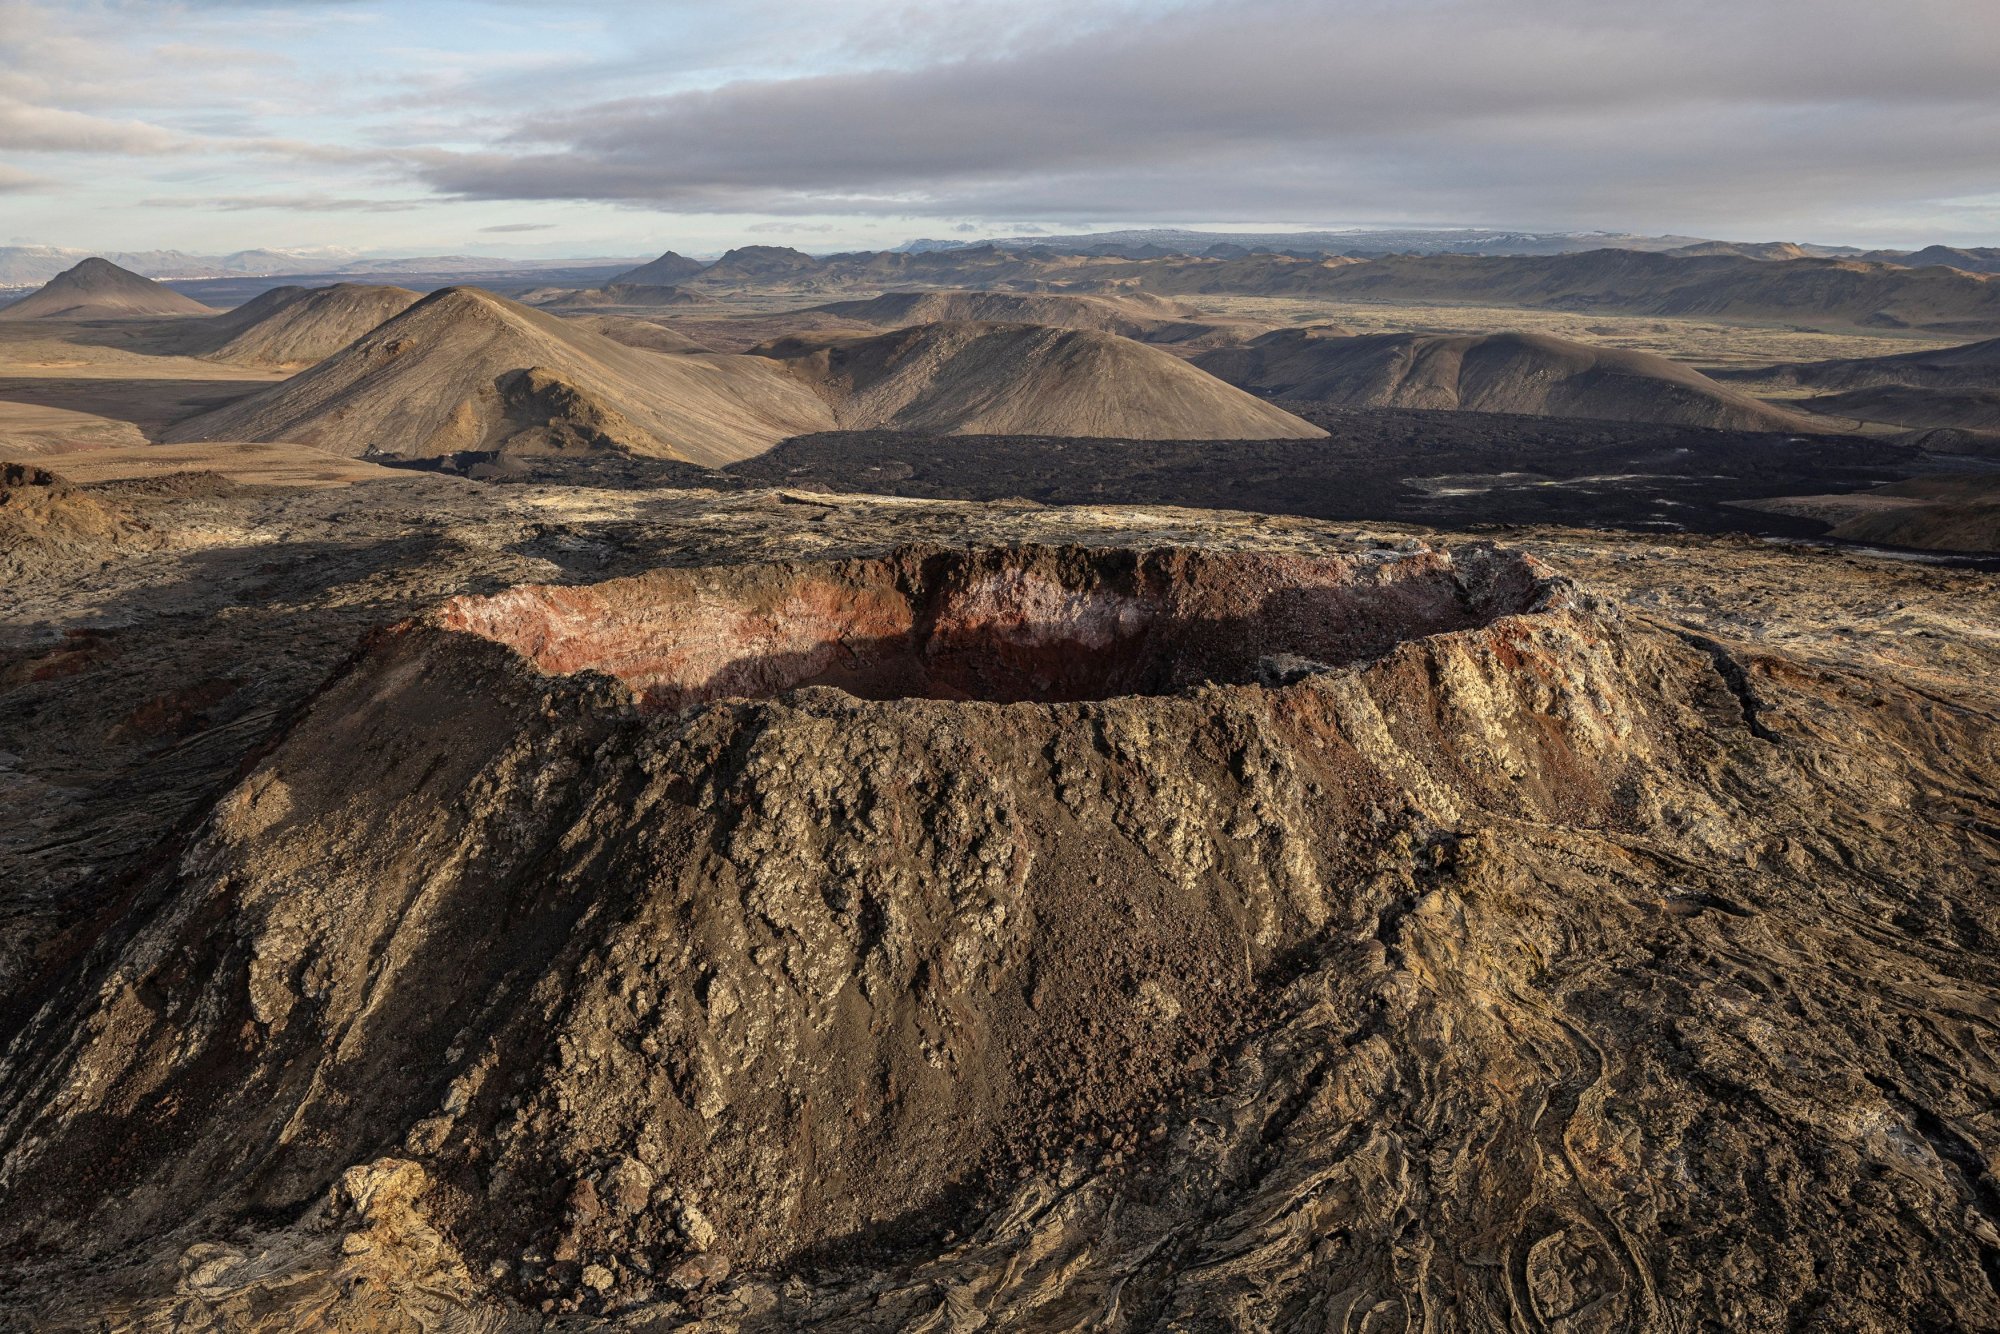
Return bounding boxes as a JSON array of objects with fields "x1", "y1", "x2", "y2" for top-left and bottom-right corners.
[{"x1": 435, "y1": 542, "x2": 1559, "y2": 708}]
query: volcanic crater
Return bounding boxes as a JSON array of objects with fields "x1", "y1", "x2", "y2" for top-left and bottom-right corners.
[
  {"x1": 9, "y1": 535, "x2": 1997, "y2": 1329},
  {"x1": 432, "y1": 542, "x2": 1566, "y2": 709}
]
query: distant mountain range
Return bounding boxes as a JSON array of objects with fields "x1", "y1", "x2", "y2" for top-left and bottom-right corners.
[
  {"x1": 7, "y1": 228, "x2": 1994, "y2": 297},
  {"x1": 892, "y1": 228, "x2": 1872, "y2": 259},
  {"x1": 0, "y1": 246, "x2": 656, "y2": 288}
]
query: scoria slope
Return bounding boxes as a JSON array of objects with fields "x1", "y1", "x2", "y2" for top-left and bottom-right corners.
[
  {"x1": 162, "y1": 286, "x2": 834, "y2": 465},
  {"x1": 1197, "y1": 329, "x2": 1820, "y2": 430},
  {"x1": 0, "y1": 539, "x2": 1996, "y2": 1330},
  {"x1": 754, "y1": 321, "x2": 1327, "y2": 440},
  {"x1": 0, "y1": 257, "x2": 217, "y2": 320},
  {"x1": 194, "y1": 282, "x2": 423, "y2": 367}
]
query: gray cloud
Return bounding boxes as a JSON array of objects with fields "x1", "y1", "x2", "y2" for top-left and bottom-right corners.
[
  {"x1": 405, "y1": 0, "x2": 2000, "y2": 235},
  {"x1": 0, "y1": 96, "x2": 185, "y2": 154},
  {"x1": 479, "y1": 221, "x2": 554, "y2": 232},
  {"x1": 0, "y1": 162, "x2": 42, "y2": 191},
  {"x1": 139, "y1": 193, "x2": 427, "y2": 212}
]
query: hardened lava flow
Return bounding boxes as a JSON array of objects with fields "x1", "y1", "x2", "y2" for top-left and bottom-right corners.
[{"x1": 1, "y1": 541, "x2": 1996, "y2": 1331}]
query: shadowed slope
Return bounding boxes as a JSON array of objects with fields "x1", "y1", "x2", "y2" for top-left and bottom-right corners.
[
  {"x1": 533, "y1": 284, "x2": 711, "y2": 310},
  {"x1": 807, "y1": 289, "x2": 1191, "y2": 334},
  {"x1": 1198, "y1": 328, "x2": 1819, "y2": 430},
  {"x1": 193, "y1": 284, "x2": 423, "y2": 367},
  {"x1": 1718, "y1": 336, "x2": 2000, "y2": 433},
  {"x1": 1725, "y1": 335, "x2": 2000, "y2": 391}
]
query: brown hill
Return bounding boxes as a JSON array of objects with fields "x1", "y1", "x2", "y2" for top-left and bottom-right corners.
[
  {"x1": 1082, "y1": 253, "x2": 1370, "y2": 297},
  {"x1": 699, "y1": 245, "x2": 820, "y2": 285},
  {"x1": 0, "y1": 257, "x2": 216, "y2": 320},
  {"x1": 163, "y1": 287, "x2": 832, "y2": 465},
  {"x1": 1754, "y1": 474, "x2": 2000, "y2": 552},
  {"x1": 1330, "y1": 251, "x2": 2000, "y2": 332},
  {"x1": 1089, "y1": 249, "x2": 2000, "y2": 333},
  {"x1": 199, "y1": 284, "x2": 315, "y2": 338},
  {"x1": 1718, "y1": 336, "x2": 2000, "y2": 433},
  {"x1": 195, "y1": 283, "x2": 422, "y2": 367},
  {"x1": 1197, "y1": 329, "x2": 1817, "y2": 431},
  {"x1": 559, "y1": 314, "x2": 714, "y2": 354},
  {"x1": 1724, "y1": 334, "x2": 2000, "y2": 391},
  {"x1": 808, "y1": 289, "x2": 1192, "y2": 332},
  {"x1": 535, "y1": 283, "x2": 711, "y2": 310},
  {"x1": 1803, "y1": 386, "x2": 2000, "y2": 434},
  {"x1": 1866, "y1": 245, "x2": 2000, "y2": 275},
  {"x1": 753, "y1": 321, "x2": 1327, "y2": 439},
  {"x1": 1893, "y1": 426, "x2": 2000, "y2": 455},
  {"x1": 1667, "y1": 241, "x2": 1812, "y2": 261},
  {"x1": 800, "y1": 289, "x2": 1265, "y2": 352},
  {"x1": 1185, "y1": 323, "x2": 1360, "y2": 390},
  {"x1": 815, "y1": 244, "x2": 1131, "y2": 291},
  {"x1": 606, "y1": 250, "x2": 706, "y2": 285}
]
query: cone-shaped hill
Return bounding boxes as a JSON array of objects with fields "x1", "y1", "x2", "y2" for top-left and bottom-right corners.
[
  {"x1": 191, "y1": 283, "x2": 423, "y2": 367},
  {"x1": 806, "y1": 289, "x2": 1193, "y2": 335},
  {"x1": 163, "y1": 287, "x2": 835, "y2": 465},
  {"x1": 753, "y1": 322, "x2": 1327, "y2": 440},
  {"x1": 1197, "y1": 328, "x2": 1818, "y2": 431},
  {"x1": 0, "y1": 257, "x2": 217, "y2": 320},
  {"x1": 699, "y1": 245, "x2": 819, "y2": 284},
  {"x1": 606, "y1": 250, "x2": 708, "y2": 285}
]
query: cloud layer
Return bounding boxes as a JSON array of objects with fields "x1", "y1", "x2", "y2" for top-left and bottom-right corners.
[
  {"x1": 407, "y1": 0, "x2": 2000, "y2": 234},
  {"x1": 4, "y1": 0, "x2": 1999, "y2": 250}
]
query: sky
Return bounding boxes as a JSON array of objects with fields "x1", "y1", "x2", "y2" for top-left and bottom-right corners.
[{"x1": 2, "y1": 0, "x2": 1998, "y2": 258}]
